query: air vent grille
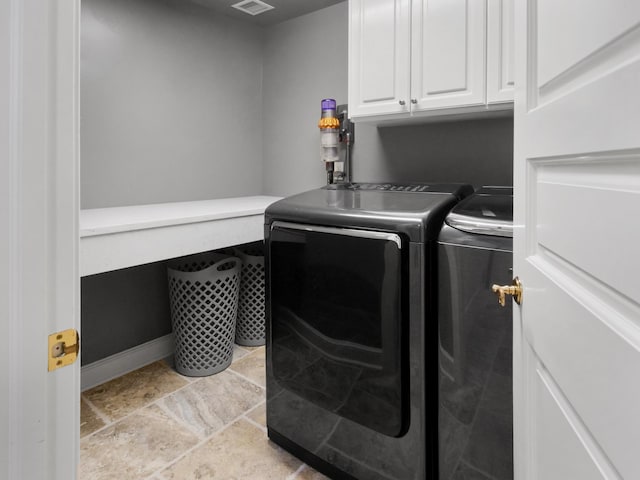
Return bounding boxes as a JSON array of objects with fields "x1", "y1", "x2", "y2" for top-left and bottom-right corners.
[{"x1": 231, "y1": 0, "x2": 274, "y2": 16}]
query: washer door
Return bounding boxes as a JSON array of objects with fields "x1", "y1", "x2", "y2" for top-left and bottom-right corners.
[{"x1": 268, "y1": 221, "x2": 408, "y2": 437}]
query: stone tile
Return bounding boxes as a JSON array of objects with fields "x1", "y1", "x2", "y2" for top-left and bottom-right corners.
[
  {"x1": 232, "y1": 344, "x2": 251, "y2": 363},
  {"x1": 229, "y1": 346, "x2": 266, "y2": 387},
  {"x1": 80, "y1": 397, "x2": 105, "y2": 438},
  {"x1": 158, "y1": 370, "x2": 265, "y2": 438},
  {"x1": 294, "y1": 465, "x2": 332, "y2": 479},
  {"x1": 161, "y1": 419, "x2": 302, "y2": 479},
  {"x1": 245, "y1": 401, "x2": 266, "y2": 429},
  {"x1": 79, "y1": 404, "x2": 199, "y2": 480},
  {"x1": 239, "y1": 345, "x2": 265, "y2": 353},
  {"x1": 83, "y1": 361, "x2": 189, "y2": 422},
  {"x1": 161, "y1": 357, "x2": 197, "y2": 382}
]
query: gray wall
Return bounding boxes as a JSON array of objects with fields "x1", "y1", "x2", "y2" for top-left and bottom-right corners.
[
  {"x1": 80, "y1": 0, "x2": 265, "y2": 365},
  {"x1": 262, "y1": 2, "x2": 349, "y2": 196},
  {"x1": 354, "y1": 116, "x2": 513, "y2": 188},
  {"x1": 81, "y1": 0, "x2": 264, "y2": 209},
  {"x1": 81, "y1": 261, "x2": 171, "y2": 365}
]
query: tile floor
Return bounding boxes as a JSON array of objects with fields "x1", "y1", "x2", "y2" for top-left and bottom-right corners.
[{"x1": 80, "y1": 345, "x2": 329, "y2": 480}]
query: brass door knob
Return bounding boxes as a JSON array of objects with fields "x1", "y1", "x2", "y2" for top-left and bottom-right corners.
[{"x1": 492, "y1": 277, "x2": 523, "y2": 306}]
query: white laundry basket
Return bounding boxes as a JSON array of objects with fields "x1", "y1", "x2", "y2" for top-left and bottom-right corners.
[
  {"x1": 233, "y1": 243, "x2": 265, "y2": 346},
  {"x1": 167, "y1": 252, "x2": 241, "y2": 376}
]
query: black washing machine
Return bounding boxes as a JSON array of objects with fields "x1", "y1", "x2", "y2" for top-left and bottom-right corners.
[
  {"x1": 264, "y1": 182, "x2": 473, "y2": 480},
  {"x1": 437, "y1": 186, "x2": 514, "y2": 480}
]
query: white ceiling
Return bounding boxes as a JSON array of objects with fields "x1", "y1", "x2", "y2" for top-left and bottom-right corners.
[{"x1": 187, "y1": 0, "x2": 345, "y2": 26}]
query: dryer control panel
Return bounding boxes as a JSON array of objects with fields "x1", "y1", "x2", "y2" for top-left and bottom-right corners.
[{"x1": 351, "y1": 183, "x2": 433, "y2": 192}]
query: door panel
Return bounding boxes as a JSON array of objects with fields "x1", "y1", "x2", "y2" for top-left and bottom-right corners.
[
  {"x1": 529, "y1": 355, "x2": 615, "y2": 480},
  {"x1": 422, "y1": 0, "x2": 468, "y2": 94},
  {"x1": 348, "y1": 0, "x2": 411, "y2": 118},
  {"x1": 527, "y1": 50, "x2": 640, "y2": 153},
  {"x1": 268, "y1": 223, "x2": 407, "y2": 437},
  {"x1": 532, "y1": 157, "x2": 640, "y2": 302},
  {"x1": 537, "y1": 1, "x2": 640, "y2": 88},
  {"x1": 523, "y1": 262, "x2": 640, "y2": 479},
  {"x1": 514, "y1": 0, "x2": 640, "y2": 478},
  {"x1": 487, "y1": 0, "x2": 514, "y2": 103},
  {"x1": 361, "y1": 1, "x2": 400, "y2": 101},
  {"x1": 411, "y1": 0, "x2": 486, "y2": 110}
]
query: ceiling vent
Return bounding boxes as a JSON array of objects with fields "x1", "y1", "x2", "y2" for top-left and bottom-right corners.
[{"x1": 231, "y1": 0, "x2": 274, "y2": 16}]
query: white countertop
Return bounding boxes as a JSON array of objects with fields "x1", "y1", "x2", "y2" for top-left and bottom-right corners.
[
  {"x1": 80, "y1": 196, "x2": 281, "y2": 237},
  {"x1": 80, "y1": 195, "x2": 282, "y2": 276}
]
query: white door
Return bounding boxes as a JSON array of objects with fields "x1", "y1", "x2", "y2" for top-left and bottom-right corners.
[
  {"x1": 411, "y1": 0, "x2": 486, "y2": 112},
  {"x1": 1, "y1": 1, "x2": 80, "y2": 479},
  {"x1": 513, "y1": 1, "x2": 640, "y2": 479}
]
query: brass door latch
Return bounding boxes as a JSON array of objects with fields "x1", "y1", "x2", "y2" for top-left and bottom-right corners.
[
  {"x1": 48, "y1": 329, "x2": 79, "y2": 371},
  {"x1": 492, "y1": 277, "x2": 523, "y2": 306}
]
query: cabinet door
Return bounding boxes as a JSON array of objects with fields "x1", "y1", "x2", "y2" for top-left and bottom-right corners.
[
  {"x1": 410, "y1": 0, "x2": 486, "y2": 112},
  {"x1": 348, "y1": 0, "x2": 411, "y2": 119},
  {"x1": 487, "y1": 0, "x2": 514, "y2": 103}
]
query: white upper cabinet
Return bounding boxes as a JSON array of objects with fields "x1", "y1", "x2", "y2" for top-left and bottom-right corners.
[
  {"x1": 410, "y1": 0, "x2": 486, "y2": 112},
  {"x1": 348, "y1": 0, "x2": 411, "y2": 118},
  {"x1": 487, "y1": 0, "x2": 515, "y2": 103},
  {"x1": 349, "y1": 0, "x2": 514, "y2": 122}
]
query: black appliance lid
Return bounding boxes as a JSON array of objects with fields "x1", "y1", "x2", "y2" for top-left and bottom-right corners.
[
  {"x1": 265, "y1": 182, "x2": 474, "y2": 243},
  {"x1": 445, "y1": 186, "x2": 513, "y2": 237}
]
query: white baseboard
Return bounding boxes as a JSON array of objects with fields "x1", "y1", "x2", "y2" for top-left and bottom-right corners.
[{"x1": 81, "y1": 333, "x2": 175, "y2": 391}]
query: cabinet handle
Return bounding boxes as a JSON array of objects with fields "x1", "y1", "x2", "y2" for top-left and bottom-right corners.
[
  {"x1": 398, "y1": 100, "x2": 406, "y2": 106},
  {"x1": 411, "y1": 98, "x2": 418, "y2": 104}
]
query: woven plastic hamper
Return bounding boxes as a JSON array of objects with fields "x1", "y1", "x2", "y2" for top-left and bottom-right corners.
[
  {"x1": 167, "y1": 252, "x2": 241, "y2": 376},
  {"x1": 233, "y1": 243, "x2": 265, "y2": 346}
]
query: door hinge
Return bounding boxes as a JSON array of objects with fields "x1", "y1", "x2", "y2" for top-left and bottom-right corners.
[{"x1": 48, "y1": 329, "x2": 79, "y2": 371}]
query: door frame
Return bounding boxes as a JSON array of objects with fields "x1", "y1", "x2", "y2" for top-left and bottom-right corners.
[{"x1": 1, "y1": 0, "x2": 81, "y2": 478}]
